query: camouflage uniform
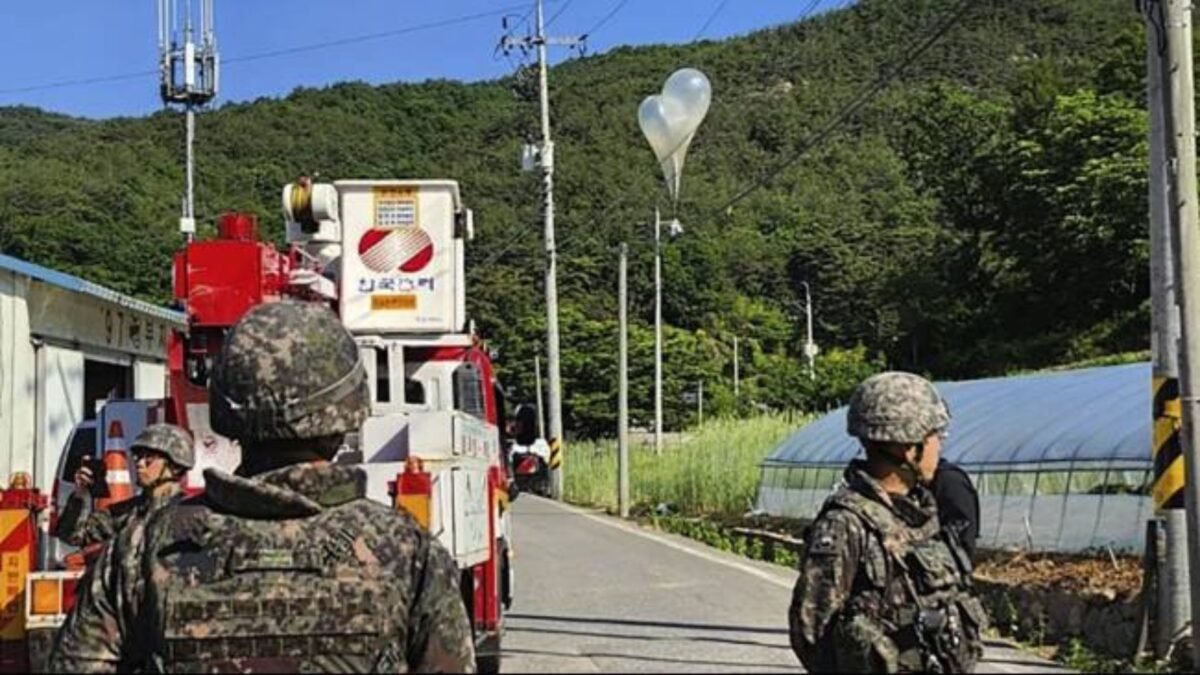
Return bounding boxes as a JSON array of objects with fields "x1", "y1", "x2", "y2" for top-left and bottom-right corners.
[
  {"x1": 52, "y1": 424, "x2": 195, "y2": 548},
  {"x1": 788, "y1": 372, "x2": 987, "y2": 673},
  {"x1": 53, "y1": 490, "x2": 175, "y2": 548},
  {"x1": 49, "y1": 301, "x2": 475, "y2": 673}
]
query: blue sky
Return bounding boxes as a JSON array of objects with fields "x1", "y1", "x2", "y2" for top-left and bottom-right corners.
[{"x1": 0, "y1": 1, "x2": 841, "y2": 119}]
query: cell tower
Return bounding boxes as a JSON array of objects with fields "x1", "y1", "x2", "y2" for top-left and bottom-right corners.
[{"x1": 158, "y1": 0, "x2": 219, "y2": 240}]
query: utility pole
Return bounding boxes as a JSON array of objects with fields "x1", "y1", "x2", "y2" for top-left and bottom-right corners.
[
  {"x1": 618, "y1": 243, "x2": 630, "y2": 519},
  {"x1": 500, "y1": 1, "x2": 583, "y2": 499},
  {"x1": 158, "y1": 0, "x2": 218, "y2": 241},
  {"x1": 800, "y1": 281, "x2": 817, "y2": 380},
  {"x1": 697, "y1": 380, "x2": 704, "y2": 427},
  {"x1": 655, "y1": 207, "x2": 664, "y2": 455},
  {"x1": 1146, "y1": 0, "x2": 1189, "y2": 656},
  {"x1": 1162, "y1": 0, "x2": 1200, "y2": 665},
  {"x1": 534, "y1": 354, "x2": 546, "y2": 440},
  {"x1": 653, "y1": 212, "x2": 683, "y2": 454},
  {"x1": 733, "y1": 335, "x2": 740, "y2": 401}
]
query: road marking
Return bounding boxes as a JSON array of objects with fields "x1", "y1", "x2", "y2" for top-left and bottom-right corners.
[{"x1": 534, "y1": 497, "x2": 795, "y2": 590}]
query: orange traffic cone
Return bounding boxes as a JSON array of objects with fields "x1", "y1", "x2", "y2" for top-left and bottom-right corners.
[{"x1": 95, "y1": 420, "x2": 134, "y2": 511}]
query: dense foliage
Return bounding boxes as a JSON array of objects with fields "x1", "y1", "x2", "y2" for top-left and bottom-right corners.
[{"x1": 0, "y1": 0, "x2": 1152, "y2": 437}]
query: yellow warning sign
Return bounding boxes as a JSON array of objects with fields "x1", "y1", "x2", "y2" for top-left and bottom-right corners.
[{"x1": 0, "y1": 511, "x2": 32, "y2": 640}]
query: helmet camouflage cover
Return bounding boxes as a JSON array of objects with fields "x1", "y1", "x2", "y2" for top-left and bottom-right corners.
[
  {"x1": 131, "y1": 423, "x2": 195, "y2": 469},
  {"x1": 846, "y1": 371, "x2": 950, "y2": 445},
  {"x1": 210, "y1": 301, "x2": 369, "y2": 442}
]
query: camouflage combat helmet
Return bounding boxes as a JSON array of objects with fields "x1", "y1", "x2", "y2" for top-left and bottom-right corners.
[
  {"x1": 210, "y1": 300, "x2": 369, "y2": 442},
  {"x1": 131, "y1": 423, "x2": 195, "y2": 469},
  {"x1": 846, "y1": 371, "x2": 950, "y2": 445}
]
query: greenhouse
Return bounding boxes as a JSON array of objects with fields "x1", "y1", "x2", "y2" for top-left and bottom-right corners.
[{"x1": 756, "y1": 362, "x2": 1154, "y2": 553}]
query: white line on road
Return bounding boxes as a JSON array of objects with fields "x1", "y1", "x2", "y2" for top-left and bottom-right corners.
[{"x1": 535, "y1": 497, "x2": 796, "y2": 590}]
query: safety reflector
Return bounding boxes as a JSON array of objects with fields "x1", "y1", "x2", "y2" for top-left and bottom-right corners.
[
  {"x1": 29, "y1": 579, "x2": 61, "y2": 616},
  {"x1": 394, "y1": 458, "x2": 433, "y2": 531},
  {"x1": 26, "y1": 570, "x2": 83, "y2": 630}
]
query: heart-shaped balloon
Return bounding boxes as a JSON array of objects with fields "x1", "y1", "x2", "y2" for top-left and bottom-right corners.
[{"x1": 638, "y1": 68, "x2": 712, "y2": 202}]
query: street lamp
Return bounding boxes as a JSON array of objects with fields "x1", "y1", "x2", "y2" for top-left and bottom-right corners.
[
  {"x1": 638, "y1": 67, "x2": 711, "y2": 455},
  {"x1": 799, "y1": 281, "x2": 818, "y2": 380}
]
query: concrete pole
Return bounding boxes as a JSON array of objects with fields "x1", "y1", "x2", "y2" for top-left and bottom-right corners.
[
  {"x1": 1163, "y1": 1, "x2": 1200, "y2": 664},
  {"x1": 733, "y1": 335, "x2": 740, "y2": 401},
  {"x1": 185, "y1": 105, "x2": 195, "y2": 242},
  {"x1": 535, "y1": 354, "x2": 546, "y2": 440},
  {"x1": 534, "y1": 0, "x2": 565, "y2": 499},
  {"x1": 1147, "y1": 3, "x2": 1189, "y2": 655},
  {"x1": 654, "y1": 206, "x2": 663, "y2": 455},
  {"x1": 698, "y1": 380, "x2": 703, "y2": 427},
  {"x1": 802, "y1": 281, "x2": 815, "y2": 380},
  {"x1": 618, "y1": 243, "x2": 630, "y2": 518}
]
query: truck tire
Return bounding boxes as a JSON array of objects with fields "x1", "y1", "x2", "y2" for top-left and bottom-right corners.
[{"x1": 476, "y1": 633, "x2": 501, "y2": 674}]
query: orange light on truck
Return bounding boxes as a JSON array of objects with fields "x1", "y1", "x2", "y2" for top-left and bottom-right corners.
[
  {"x1": 29, "y1": 578, "x2": 62, "y2": 616},
  {"x1": 394, "y1": 458, "x2": 432, "y2": 530}
]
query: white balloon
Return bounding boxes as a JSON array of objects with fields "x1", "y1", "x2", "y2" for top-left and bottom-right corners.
[
  {"x1": 638, "y1": 67, "x2": 712, "y2": 201},
  {"x1": 637, "y1": 95, "x2": 675, "y2": 164},
  {"x1": 663, "y1": 67, "x2": 711, "y2": 133}
]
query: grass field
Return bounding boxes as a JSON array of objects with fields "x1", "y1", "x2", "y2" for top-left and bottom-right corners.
[{"x1": 562, "y1": 414, "x2": 807, "y2": 517}]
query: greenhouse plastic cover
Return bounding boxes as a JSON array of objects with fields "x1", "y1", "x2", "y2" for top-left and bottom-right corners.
[{"x1": 763, "y1": 362, "x2": 1152, "y2": 471}]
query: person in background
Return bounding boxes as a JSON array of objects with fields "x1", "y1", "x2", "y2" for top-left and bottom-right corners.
[
  {"x1": 933, "y1": 458, "x2": 980, "y2": 560},
  {"x1": 52, "y1": 424, "x2": 193, "y2": 548}
]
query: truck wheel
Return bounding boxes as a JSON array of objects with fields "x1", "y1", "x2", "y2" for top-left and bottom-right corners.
[
  {"x1": 476, "y1": 633, "x2": 502, "y2": 674},
  {"x1": 500, "y1": 539, "x2": 514, "y2": 610}
]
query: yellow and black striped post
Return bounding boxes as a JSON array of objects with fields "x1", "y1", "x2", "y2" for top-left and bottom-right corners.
[
  {"x1": 548, "y1": 437, "x2": 564, "y2": 500},
  {"x1": 1153, "y1": 376, "x2": 1185, "y2": 510}
]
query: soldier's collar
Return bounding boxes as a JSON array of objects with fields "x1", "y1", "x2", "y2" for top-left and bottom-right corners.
[
  {"x1": 253, "y1": 463, "x2": 367, "y2": 507},
  {"x1": 844, "y1": 460, "x2": 936, "y2": 527},
  {"x1": 845, "y1": 460, "x2": 897, "y2": 508},
  {"x1": 202, "y1": 464, "x2": 367, "y2": 518}
]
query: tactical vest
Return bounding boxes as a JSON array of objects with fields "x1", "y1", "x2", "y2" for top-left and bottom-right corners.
[
  {"x1": 137, "y1": 502, "x2": 411, "y2": 673},
  {"x1": 822, "y1": 489, "x2": 987, "y2": 673}
]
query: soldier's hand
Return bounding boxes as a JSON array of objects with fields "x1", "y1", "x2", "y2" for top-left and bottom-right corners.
[{"x1": 74, "y1": 466, "x2": 94, "y2": 491}]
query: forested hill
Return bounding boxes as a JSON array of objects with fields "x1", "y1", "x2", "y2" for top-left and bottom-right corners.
[{"x1": 0, "y1": 0, "x2": 1149, "y2": 436}]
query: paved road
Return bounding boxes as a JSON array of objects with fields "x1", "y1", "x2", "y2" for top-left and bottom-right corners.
[{"x1": 502, "y1": 496, "x2": 1073, "y2": 674}]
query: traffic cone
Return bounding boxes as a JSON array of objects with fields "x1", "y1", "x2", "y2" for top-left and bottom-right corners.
[{"x1": 95, "y1": 421, "x2": 134, "y2": 511}]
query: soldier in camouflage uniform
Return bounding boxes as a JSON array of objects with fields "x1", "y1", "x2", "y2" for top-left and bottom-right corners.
[
  {"x1": 53, "y1": 424, "x2": 194, "y2": 548},
  {"x1": 788, "y1": 372, "x2": 987, "y2": 673},
  {"x1": 50, "y1": 301, "x2": 476, "y2": 673}
]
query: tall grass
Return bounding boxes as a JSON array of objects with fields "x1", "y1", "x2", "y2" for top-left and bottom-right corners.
[{"x1": 563, "y1": 413, "x2": 806, "y2": 517}]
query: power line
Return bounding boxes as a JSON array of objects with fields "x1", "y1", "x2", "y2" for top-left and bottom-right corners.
[
  {"x1": 712, "y1": 0, "x2": 974, "y2": 216},
  {"x1": 581, "y1": 0, "x2": 631, "y2": 41},
  {"x1": 798, "y1": 0, "x2": 823, "y2": 22},
  {"x1": 694, "y1": 0, "x2": 732, "y2": 41},
  {"x1": 0, "y1": 69, "x2": 157, "y2": 96},
  {"x1": 545, "y1": 0, "x2": 577, "y2": 29},
  {"x1": 222, "y1": 5, "x2": 532, "y2": 66},
  {"x1": 0, "y1": 4, "x2": 533, "y2": 97}
]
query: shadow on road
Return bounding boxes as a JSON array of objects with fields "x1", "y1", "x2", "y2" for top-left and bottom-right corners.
[
  {"x1": 503, "y1": 647, "x2": 791, "y2": 671},
  {"x1": 507, "y1": 613, "x2": 789, "y2": 636},
  {"x1": 506, "y1": 623, "x2": 792, "y2": 651}
]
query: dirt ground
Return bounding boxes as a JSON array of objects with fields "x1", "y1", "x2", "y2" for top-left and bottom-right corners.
[
  {"x1": 733, "y1": 512, "x2": 1146, "y2": 599},
  {"x1": 973, "y1": 549, "x2": 1143, "y2": 599}
]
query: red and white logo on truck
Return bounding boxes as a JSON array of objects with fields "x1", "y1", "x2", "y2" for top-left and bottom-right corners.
[{"x1": 357, "y1": 227, "x2": 434, "y2": 274}]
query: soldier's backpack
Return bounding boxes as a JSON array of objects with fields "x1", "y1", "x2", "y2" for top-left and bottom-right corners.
[
  {"x1": 819, "y1": 488, "x2": 988, "y2": 673},
  {"x1": 135, "y1": 498, "x2": 413, "y2": 673}
]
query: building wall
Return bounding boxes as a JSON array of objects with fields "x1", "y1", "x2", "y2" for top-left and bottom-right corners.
[
  {"x1": 0, "y1": 266, "x2": 179, "y2": 490},
  {"x1": 0, "y1": 269, "x2": 36, "y2": 485}
]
